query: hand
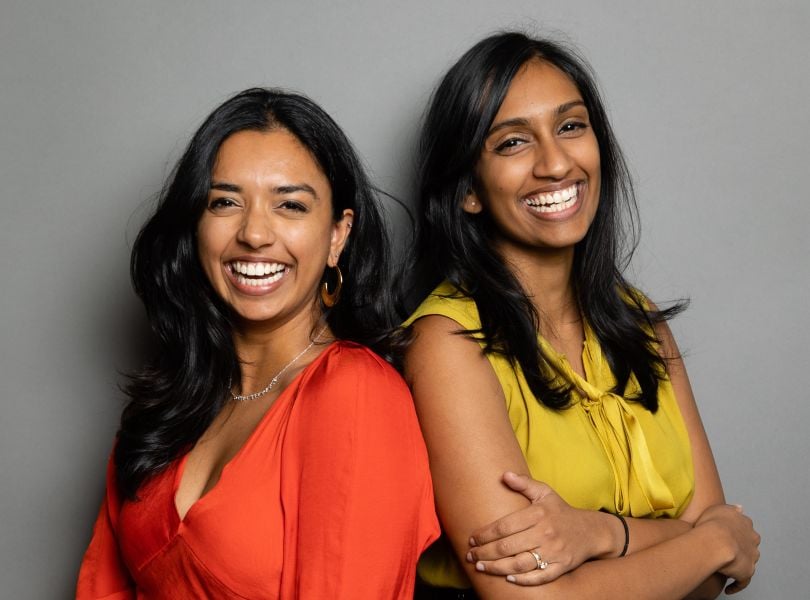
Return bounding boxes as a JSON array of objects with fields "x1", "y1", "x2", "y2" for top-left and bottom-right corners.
[
  {"x1": 694, "y1": 504, "x2": 760, "y2": 595},
  {"x1": 466, "y1": 472, "x2": 614, "y2": 585}
]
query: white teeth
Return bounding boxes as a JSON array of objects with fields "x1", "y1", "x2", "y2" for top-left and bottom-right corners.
[
  {"x1": 230, "y1": 261, "x2": 287, "y2": 288},
  {"x1": 232, "y1": 261, "x2": 285, "y2": 276},
  {"x1": 524, "y1": 184, "x2": 579, "y2": 211},
  {"x1": 527, "y1": 192, "x2": 578, "y2": 214},
  {"x1": 236, "y1": 269, "x2": 285, "y2": 287}
]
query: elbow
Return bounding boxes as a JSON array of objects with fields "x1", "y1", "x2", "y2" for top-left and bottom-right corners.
[{"x1": 682, "y1": 573, "x2": 726, "y2": 600}]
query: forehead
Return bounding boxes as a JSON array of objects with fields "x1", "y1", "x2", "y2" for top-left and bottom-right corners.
[
  {"x1": 212, "y1": 128, "x2": 330, "y2": 191},
  {"x1": 495, "y1": 59, "x2": 584, "y2": 119}
]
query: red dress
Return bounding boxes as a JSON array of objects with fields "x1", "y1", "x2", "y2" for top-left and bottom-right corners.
[{"x1": 77, "y1": 342, "x2": 439, "y2": 599}]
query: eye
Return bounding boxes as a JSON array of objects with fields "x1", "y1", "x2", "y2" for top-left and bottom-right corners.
[
  {"x1": 494, "y1": 136, "x2": 529, "y2": 154},
  {"x1": 208, "y1": 196, "x2": 239, "y2": 210},
  {"x1": 278, "y1": 199, "x2": 308, "y2": 213},
  {"x1": 558, "y1": 120, "x2": 589, "y2": 136}
]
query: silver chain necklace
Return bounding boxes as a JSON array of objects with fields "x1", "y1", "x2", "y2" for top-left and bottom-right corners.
[{"x1": 230, "y1": 325, "x2": 328, "y2": 402}]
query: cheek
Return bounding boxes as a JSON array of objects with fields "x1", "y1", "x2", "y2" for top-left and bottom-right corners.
[
  {"x1": 477, "y1": 162, "x2": 520, "y2": 202},
  {"x1": 287, "y1": 223, "x2": 333, "y2": 266},
  {"x1": 582, "y1": 135, "x2": 601, "y2": 177}
]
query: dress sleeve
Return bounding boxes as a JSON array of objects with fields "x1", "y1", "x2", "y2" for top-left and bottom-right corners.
[
  {"x1": 76, "y1": 453, "x2": 136, "y2": 600},
  {"x1": 279, "y1": 344, "x2": 439, "y2": 600}
]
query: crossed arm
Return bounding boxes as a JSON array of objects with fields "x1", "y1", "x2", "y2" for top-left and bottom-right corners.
[{"x1": 404, "y1": 315, "x2": 759, "y2": 600}]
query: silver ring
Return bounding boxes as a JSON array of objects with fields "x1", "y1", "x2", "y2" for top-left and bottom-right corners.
[{"x1": 529, "y1": 550, "x2": 547, "y2": 570}]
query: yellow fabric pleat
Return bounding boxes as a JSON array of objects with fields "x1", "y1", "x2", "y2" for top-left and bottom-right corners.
[{"x1": 580, "y1": 392, "x2": 675, "y2": 515}]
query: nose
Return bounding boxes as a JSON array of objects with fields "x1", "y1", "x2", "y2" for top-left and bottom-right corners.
[
  {"x1": 532, "y1": 137, "x2": 573, "y2": 180},
  {"x1": 236, "y1": 204, "x2": 276, "y2": 249}
]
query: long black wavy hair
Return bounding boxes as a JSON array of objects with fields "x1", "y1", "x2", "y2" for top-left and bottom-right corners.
[
  {"x1": 412, "y1": 32, "x2": 684, "y2": 411},
  {"x1": 117, "y1": 88, "x2": 398, "y2": 499}
]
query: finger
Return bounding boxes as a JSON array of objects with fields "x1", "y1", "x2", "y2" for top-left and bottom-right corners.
[
  {"x1": 502, "y1": 472, "x2": 553, "y2": 502},
  {"x1": 473, "y1": 550, "x2": 542, "y2": 575},
  {"x1": 725, "y1": 577, "x2": 751, "y2": 594},
  {"x1": 470, "y1": 528, "x2": 548, "y2": 561},
  {"x1": 505, "y1": 563, "x2": 563, "y2": 586},
  {"x1": 470, "y1": 510, "x2": 536, "y2": 547}
]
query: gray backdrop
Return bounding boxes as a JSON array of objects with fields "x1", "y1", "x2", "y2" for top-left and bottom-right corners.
[{"x1": 1, "y1": 1, "x2": 807, "y2": 598}]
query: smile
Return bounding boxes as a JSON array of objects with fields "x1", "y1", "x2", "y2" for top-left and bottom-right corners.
[
  {"x1": 227, "y1": 260, "x2": 288, "y2": 287},
  {"x1": 524, "y1": 183, "x2": 579, "y2": 213}
]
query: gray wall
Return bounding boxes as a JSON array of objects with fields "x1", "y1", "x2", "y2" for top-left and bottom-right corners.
[{"x1": 1, "y1": 1, "x2": 806, "y2": 598}]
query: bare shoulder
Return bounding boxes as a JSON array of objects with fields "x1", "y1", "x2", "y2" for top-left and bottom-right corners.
[
  {"x1": 404, "y1": 314, "x2": 506, "y2": 418},
  {"x1": 405, "y1": 313, "x2": 482, "y2": 372}
]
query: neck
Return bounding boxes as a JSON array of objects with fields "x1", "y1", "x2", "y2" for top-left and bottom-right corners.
[
  {"x1": 232, "y1": 307, "x2": 329, "y2": 395},
  {"x1": 497, "y1": 242, "x2": 579, "y2": 330}
]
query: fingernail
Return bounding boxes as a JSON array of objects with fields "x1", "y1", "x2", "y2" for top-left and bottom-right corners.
[
  {"x1": 469, "y1": 537, "x2": 477, "y2": 547},
  {"x1": 466, "y1": 551, "x2": 473, "y2": 562},
  {"x1": 476, "y1": 562, "x2": 485, "y2": 572},
  {"x1": 733, "y1": 504, "x2": 743, "y2": 512},
  {"x1": 506, "y1": 575, "x2": 516, "y2": 583}
]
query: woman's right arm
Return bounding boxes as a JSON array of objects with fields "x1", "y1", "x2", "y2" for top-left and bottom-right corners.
[{"x1": 405, "y1": 315, "x2": 758, "y2": 600}]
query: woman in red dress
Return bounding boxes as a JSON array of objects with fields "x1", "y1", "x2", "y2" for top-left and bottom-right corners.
[{"x1": 77, "y1": 88, "x2": 438, "y2": 599}]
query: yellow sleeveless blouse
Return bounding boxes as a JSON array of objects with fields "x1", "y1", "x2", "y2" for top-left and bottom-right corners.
[{"x1": 406, "y1": 282, "x2": 695, "y2": 588}]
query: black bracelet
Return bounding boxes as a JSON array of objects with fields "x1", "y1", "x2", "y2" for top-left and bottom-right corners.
[{"x1": 601, "y1": 509, "x2": 629, "y2": 557}]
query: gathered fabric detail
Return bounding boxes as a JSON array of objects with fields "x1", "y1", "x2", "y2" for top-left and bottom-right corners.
[{"x1": 578, "y1": 390, "x2": 676, "y2": 515}]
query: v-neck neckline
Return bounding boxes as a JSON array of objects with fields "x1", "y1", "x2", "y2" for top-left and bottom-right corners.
[
  {"x1": 171, "y1": 341, "x2": 336, "y2": 526},
  {"x1": 537, "y1": 318, "x2": 593, "y2": 385}
]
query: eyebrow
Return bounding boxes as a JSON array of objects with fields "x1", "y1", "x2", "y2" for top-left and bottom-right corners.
[
  {"x1": 210, "y1": 181, "x2": 319, "y2": 199},
  {"x1": 487, "y1": 100, "x2": 587, "y2": 136}
]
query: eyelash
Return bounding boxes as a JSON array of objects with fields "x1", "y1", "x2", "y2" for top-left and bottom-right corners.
[
  {"x1": 494, "y1": 137, "x2": 529, "y2": 152},
  {"x1": 209, "y1": 197, "x2": 237, "y2": 209},
  {"x1": 559, "y1": 121, "x2": 588, "y2": 134},
  {"x1": 279, "y1": 200, "x2": 308, "y2": 212}
]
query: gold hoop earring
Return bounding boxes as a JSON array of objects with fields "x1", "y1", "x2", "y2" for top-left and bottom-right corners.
[{"x1": 320, "y1": 265, "x2": 343, "y2": 308}]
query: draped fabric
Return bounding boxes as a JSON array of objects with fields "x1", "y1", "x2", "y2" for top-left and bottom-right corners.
[
  {"x1": 77, "y1": 342, "x2": 439, "y2": 599},
  {"x1": 543, "y1": 329, "x2": 677, "y2": 516},
  {"x1": 406, "y1": 282, "x2": 694, "y2": 589}
]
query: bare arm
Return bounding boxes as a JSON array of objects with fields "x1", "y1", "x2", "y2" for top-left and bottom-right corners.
[
  {"x1": 467, "y1": 472, "x2": 694, "y2": 572},
  {"x1": 405, "y1": 315, "x2": 758, "y2": 599}
]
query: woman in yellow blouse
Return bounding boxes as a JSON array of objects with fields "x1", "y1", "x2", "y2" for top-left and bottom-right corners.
[{"x1": 404, "y1": 32, "x2": 760, "y2": 599}]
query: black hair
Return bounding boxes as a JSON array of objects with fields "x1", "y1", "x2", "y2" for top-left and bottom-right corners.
[
  {"x1": 412, "y1": 31, "x2": 684, "y2": 410},
  {"x1": 117, "y1": 88, "x2": 398, "y2": 499}
]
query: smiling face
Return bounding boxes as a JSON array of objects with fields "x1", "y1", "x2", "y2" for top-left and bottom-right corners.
[
  {"x1": 197, "y1": 128, "x2": 353, "y2": 328},
  {"x1": 466, "y1": 58, "x2": 601, "y2": 257}
]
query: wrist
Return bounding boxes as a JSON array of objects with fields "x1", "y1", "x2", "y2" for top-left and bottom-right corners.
[
  {"x1": 596, "y1": 509, "x2": 628, "y2": 559},
  {"x1": 692, "y1": 519, "x2": 736, "y2": 572}
]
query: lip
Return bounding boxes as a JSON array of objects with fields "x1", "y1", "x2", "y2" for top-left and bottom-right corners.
[
  {"x1": 522, "y1": 181, "x2": 586, "y2": 221},
  {"x1": 223, "y1": 257, "x2": 290, "y2": 296},
  {"x1": 524, "y1": 180, "x2": 581, "y2": 197}
]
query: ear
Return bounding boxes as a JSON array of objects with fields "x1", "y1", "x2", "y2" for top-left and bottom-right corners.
[
  {"x1": 462, "y1": 190, "x2": 483, "y2": 214},
  {"x1": 328, "y1": 209, "x2": 354, "y2": 267}
]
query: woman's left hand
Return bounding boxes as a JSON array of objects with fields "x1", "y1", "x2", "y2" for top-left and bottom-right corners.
[{"x1": 466, "y1": 471, "x2": 616, "y2": 585}]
